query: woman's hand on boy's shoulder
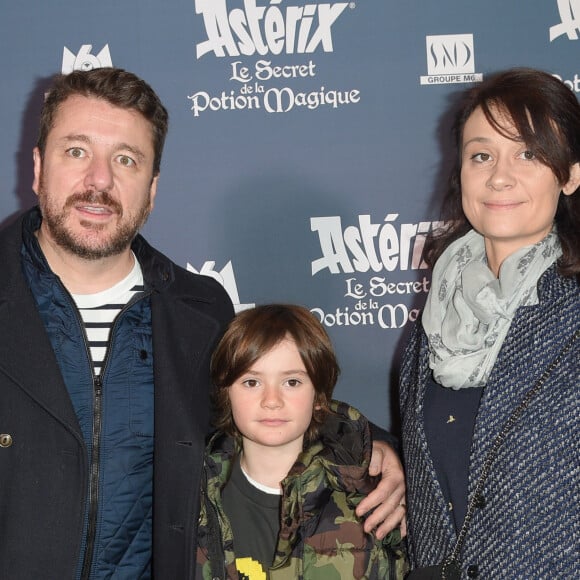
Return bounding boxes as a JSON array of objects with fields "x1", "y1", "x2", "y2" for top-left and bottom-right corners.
[{"x1": 356, "y1": 441, "x2": 406, "y2": 540}]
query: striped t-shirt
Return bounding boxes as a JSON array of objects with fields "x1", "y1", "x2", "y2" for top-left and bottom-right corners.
[{"x1": 71, "y1": 256, "x2": 144, "y2": 376}]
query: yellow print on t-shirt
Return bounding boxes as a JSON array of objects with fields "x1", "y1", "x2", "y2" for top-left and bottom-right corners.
[{"x1": 236, "y1": 556, "x2": 267, "y2": 579}]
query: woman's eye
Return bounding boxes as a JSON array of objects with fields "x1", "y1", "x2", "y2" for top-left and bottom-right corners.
[
  {"x1": 242, "y1": 379, "x2": 259, "y2": 388},
  {"x1": 471, "y1": 152, "x2": 491, "y2": 162}
]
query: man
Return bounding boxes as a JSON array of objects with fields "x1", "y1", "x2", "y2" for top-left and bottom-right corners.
[{"x1": 0, "y1": 68, "x2": 404, "y2": 579}]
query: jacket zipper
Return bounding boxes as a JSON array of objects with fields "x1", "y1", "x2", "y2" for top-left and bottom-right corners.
[
  {"x1": 79, "y1": 373, "x2": 103, "y2": 580},
  {"x1": 63, "y1": 286, "x2": 152, "y2": 580}
]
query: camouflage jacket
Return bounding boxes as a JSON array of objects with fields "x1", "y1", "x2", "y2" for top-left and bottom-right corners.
[{"x1": 196, "y1": 400, "x2": 407, "y2": 579}]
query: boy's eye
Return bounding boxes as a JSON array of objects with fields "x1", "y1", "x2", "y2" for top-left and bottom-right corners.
[
  {"x1": 520, "y1": 150, "x2": 536, "y2": 161},
  {"x1": 285, "y1": 379, "x2": 302, "y2": 387}
]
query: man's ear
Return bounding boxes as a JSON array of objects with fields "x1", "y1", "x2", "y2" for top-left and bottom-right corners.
[
  {"x1": 148, "y1": 174, "x2": 159, "y2": 211},
  {"x1": 32, "y1": 147, "x2": 42, "y2": 195},
  {"x1": 562, "y1": 162, "x2": 580, "y2": 195}
]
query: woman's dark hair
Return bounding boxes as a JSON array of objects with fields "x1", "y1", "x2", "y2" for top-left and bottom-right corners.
[
  {"x1": 211, "y1": 304, "x2": 340, "y2": 446},
  {"x1": 37, "y1": 67, "x2": 168, "y2": 176},
  {"x1": 425, "y1": 67, "x2": 580, "y2": 278}
]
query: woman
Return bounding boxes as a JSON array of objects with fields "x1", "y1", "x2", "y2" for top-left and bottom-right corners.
[{"x1": 400, "y1": 68, "x2": 580, "y2": 578}]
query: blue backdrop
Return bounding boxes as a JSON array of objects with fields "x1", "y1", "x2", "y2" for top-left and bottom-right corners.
[{"x1": 1, "y1": 1, "x2": 578, "y2": 429}]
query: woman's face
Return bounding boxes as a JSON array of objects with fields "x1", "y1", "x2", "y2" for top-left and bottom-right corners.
[{"x1": 460, "y1": 106, "x2": 577, "y2": 275}]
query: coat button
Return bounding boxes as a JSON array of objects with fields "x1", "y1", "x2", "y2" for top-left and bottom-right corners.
[
  {"x1": 467, "y1": 564, "x2": 479, "y2": 577},
  {"x1": 0, "y1": 434, "x2": 13, "y2": 448},
  {"x1": 474, "y1": 494, "x2": 486, "y2": 508}
]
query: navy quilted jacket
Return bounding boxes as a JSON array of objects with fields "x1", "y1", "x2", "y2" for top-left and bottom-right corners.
[{"x1": 20, "y1": 208, "x2": 156, "y2": 578}]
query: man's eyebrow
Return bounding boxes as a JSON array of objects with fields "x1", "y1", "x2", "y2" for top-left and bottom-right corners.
[
  {"x1": 116, "y1": 143, "x2": 146, "y2": 162},
  {"x1": 57, "y1": 133, "x2": 91, "y2": 145}
]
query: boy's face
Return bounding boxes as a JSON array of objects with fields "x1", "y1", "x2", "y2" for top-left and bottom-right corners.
[{"x1": 229, "y1": 337, "x2": 316, "y2": 457}]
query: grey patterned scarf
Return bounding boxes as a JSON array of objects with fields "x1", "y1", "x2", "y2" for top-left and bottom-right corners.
[{"x1": 422, "y1": 229, "x2": 561, "y2": 389}]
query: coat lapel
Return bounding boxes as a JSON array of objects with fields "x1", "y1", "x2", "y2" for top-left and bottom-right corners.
[
  {"x1": 0, "y1": 227, "x2": 82, "y2": 438},
  {"x1": 402, "y1": 327, "x2": 457, "y2": 562}
]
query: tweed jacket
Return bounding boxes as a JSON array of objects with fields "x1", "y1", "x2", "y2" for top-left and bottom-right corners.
[
  {"x1": 400, "y1": 265, "x2": 579, "y2": 578},
  {"x1": 196, "y1": 401, "x2": 408, "y2": 579},
  {"x1": 0, "y1": 208, "x2": 234, "y2": 579}
]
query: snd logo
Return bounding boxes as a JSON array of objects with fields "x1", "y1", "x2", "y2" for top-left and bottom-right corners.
[
  {"x1": 426, "y1": 34, "x2": 474, "y2": 75},
  {"x1": 420, "y1": 34, "x2": 482, "y2": 86}
]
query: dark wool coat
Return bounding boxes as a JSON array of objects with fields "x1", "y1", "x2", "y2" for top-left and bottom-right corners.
[
  {"x1": 0, "y1": 209, "x2": 234, "y2": 579},
  {"x1": 400, "y1": 265, "x2": 580, "y2": 578}
]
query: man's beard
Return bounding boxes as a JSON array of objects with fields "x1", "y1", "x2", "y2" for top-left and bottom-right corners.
[{"x1": 38, "y1": 181, "x2": 152, "y2": 261}]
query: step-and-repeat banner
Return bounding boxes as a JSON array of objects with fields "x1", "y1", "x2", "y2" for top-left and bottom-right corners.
[{"x1": 1, "y1": 1, "x2": 577, "y2": 429}]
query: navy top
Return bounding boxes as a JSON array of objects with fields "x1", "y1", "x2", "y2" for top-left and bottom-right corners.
[{"x1": 423, "y1": 374, "x2": 483, "y2": 531}]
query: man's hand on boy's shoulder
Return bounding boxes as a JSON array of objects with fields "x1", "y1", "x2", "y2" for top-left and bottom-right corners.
[{"x1": 357, "y1": 440, "x2": 406, "y2": 539}]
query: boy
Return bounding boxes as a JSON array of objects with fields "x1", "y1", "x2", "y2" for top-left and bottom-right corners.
[{"x1": 196, "y1": 304, "x2": 407, "y2": 579}]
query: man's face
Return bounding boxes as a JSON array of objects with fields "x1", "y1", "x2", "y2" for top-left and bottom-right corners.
[{"x1": 33, "y1": 94, "x2": 159, "y2": 260}]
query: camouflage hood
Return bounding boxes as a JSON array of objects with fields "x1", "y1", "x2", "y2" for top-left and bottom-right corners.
[{"x1": 274, "y1": 400, "x2": 380, "y2": 566}]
